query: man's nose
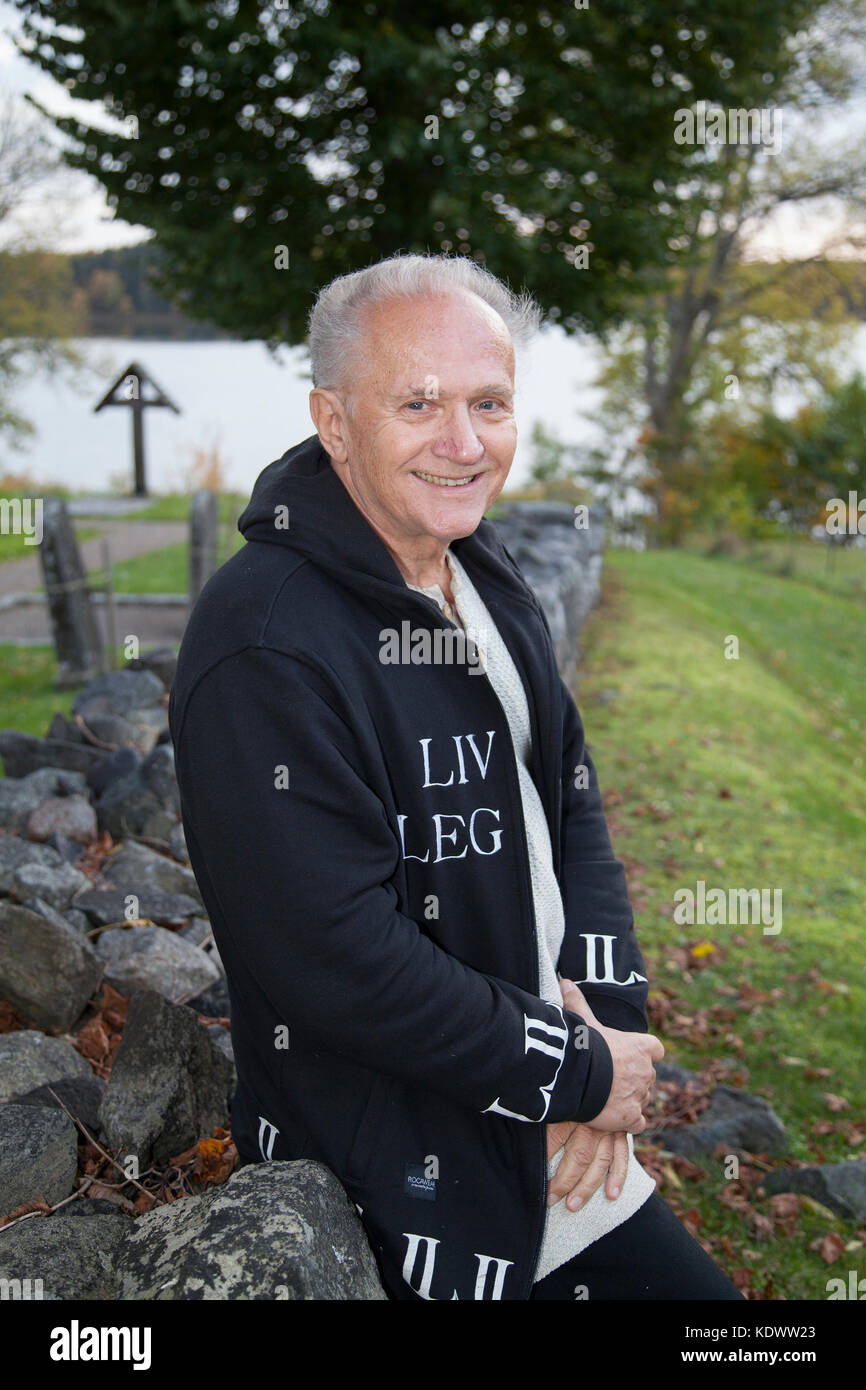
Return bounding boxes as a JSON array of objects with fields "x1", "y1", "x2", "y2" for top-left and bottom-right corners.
[{"x1": 431, "y1": 406, "x2": 485, "y2": 466}]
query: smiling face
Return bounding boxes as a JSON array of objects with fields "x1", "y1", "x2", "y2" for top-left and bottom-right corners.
[{"x1": 309, "y1": 288, "x2": 517, "y2": 584}]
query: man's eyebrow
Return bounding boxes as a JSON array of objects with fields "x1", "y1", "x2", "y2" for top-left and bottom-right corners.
[{"x1": 395, "y1": 382, "x2": 515, "y2": 401}]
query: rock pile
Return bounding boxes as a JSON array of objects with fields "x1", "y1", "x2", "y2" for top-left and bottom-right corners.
[
  {"x1": 0, "y1": 648, "x2": 383, "y2": 1299},
  {"x1": 0, "y1": 520, "x2": 858, "y2": 1299}
]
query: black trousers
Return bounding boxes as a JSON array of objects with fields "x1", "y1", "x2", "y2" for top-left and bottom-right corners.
[{"x1": 529, "y1": 1193, "x2": 746, "y2": 1300}]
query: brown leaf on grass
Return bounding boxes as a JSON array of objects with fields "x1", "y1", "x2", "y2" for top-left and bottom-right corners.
[
  {"x1": 811, "y1": 1119, "x2": 836, "y2": 1136},
  {"x1": 809, "y1": 1232, "x2": 846, "y2": 1265},
  {"x1": 0, "y1": 1194, "x2": 51, "y2": 1226},
  {"x1": 670, "y1": 1154, "x2": 706, "y2": 1181},
  {"x1": 805, "y1": 1066, "x2": 833, "y2": 1080},
  {"x1": 822, "y1": 1093, "x2": 850, "y2": 1113},
  {"x1": 731, "y1": 1267, "x2": 753, "y2": 1291},
  {"x1": 768, "y1": 1193, "x2": 800, "y2": 1236},
  {"x1": 681, "y1": 1207, "x2": 703, "y2": 1236},
  {"x1": 748, "y1": 1211, "x2": 774, "y2": 1241}
]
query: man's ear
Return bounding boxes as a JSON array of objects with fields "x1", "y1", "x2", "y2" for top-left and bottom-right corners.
[{"x1": 309, "y1": 387, "x2": 351, "y2": 464}]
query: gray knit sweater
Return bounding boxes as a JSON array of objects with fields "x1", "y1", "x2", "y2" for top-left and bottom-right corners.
[{"x1": 408, "y1": 547, "x2": 655, "y2": 1282}]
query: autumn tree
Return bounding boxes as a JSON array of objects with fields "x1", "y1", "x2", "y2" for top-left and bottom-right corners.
[
  {"x1": 571, "y1": 0, "x2": 866, "y2": 542},
  {"x1": 13, "y1": 0, "x2": 816, "y2": 343},
  {"x1": 0, "y1": 89, "x2": 83, "y2": 448}
]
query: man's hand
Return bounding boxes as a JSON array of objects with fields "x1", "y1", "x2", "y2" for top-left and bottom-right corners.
[
  {"x1": 560, "y1": 978, "x2": 664, "y2": 1134},
  {"x1": 545, "y1": 1120, "x2": 630, "y2": 1211}
]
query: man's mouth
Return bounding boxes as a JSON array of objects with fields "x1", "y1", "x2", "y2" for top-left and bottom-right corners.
[{"x1": 412, "y1": 469, "x2": 481, "y2": 489}]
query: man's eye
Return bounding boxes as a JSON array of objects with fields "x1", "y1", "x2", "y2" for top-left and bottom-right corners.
[
  {"x1": 478, "y1": 399, "x2": 503, "y2": 410},
  {"x1": 405, "y1": 400, "x2": 429, "y2": 410}
]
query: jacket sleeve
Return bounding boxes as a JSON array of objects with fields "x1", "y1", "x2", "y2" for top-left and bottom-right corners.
[
  {"x1": 556, "y1": 675, "x2": 651, "y2": 1034},
  {"x1": 169, "y1": 644, "x2": 613, "y2": 1127}
]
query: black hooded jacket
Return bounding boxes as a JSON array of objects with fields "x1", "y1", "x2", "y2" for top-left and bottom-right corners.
[{"x1": 168, "y1": 434, "x2": 651, "y2": 1301}]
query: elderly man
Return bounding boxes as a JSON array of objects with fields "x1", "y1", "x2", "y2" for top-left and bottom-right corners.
[{"x1": 168, "y1": 253, "x2": 743, "y2": 1302}]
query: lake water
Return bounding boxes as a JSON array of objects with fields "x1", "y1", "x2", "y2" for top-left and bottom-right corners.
[
  {"x1": 4, "y1": 322, "x2": 865, "y2": 499},
  {"x1": 0, "y1": 328, "x2": 608, "y2": 498}
]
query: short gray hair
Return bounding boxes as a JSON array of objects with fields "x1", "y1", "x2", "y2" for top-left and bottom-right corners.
[{"x1": 307, "y1": 252, "x2": 542, "y2": 390}]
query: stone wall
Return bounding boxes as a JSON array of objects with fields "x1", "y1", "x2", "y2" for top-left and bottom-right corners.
[
  {"x1": 0, "y1": 504, "x2": 611, "y2": 1300},
  {"x1": 491, "y1": 501, "x2": 605, "y2": 688}
]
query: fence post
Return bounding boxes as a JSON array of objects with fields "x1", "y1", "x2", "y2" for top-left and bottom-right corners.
[{"x1": 39, "y1": 498, "x2": 105, "y2": 688}]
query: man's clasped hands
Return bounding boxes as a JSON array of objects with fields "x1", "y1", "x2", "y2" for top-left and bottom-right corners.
[{"x1": 545, "y1": 980, "x2": 665, "y2": 1212}]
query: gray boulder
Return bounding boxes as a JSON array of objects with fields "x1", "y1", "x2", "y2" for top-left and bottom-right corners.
[
  {"x1": 72, "y1": 668, "x2": 166, "y2": 721},
  {"x1": 11, "y1": 859, "x2": 90, "y2": 910},
  {"x1": 98, "y1": 989, "x2": 233, "y2": 1169},
  {"x1": 168, "y1": 822, "x2": 188, "y2": 864},
  {"x1": 491, "y1": 502, "x2": 606, "y2": 687},
  {"x1": 0, "y1": 1207, "x2": 129, "y2": 1300},
  {"x1": 76, "y1": 886, "x2": 200, "y2": 928},
  {"x1": 126, "y1": 647, "x2": 178, "y2": 691},
  {"x1": 0, "y1": 767, "x2": 87, "y2": 832},
  {"x1": 27, "y1": 794, "x2": 98, "y2": 846},
  {"x1": 95, "y1": 744, "x2": 180, "y2": 840},
  {"x1": 0, "y1": 903, "x2": 103, "y2": 1031},
  {"x1": 95, "y1": 924, "x2": 219, "y2": 1001},
  {"x1": 13, "y1": 1074, "x2": 106, "y2": 1140},
  {"x1": 0, "y1": 837, "x2": 67, "y2": 895},
  {"x1": 0, "y1": 730, "x2": 105, "y2": 779},
  {"x1": 99, "y1": 839, "x2": 202, "y2": 905},
  {"x1": 763, "y1": 1159, "x2": 866, "y2": 1222},
  {"x1": 655, "y1": 1084, "x2": 788, "y2": 1158},
  {"x1": 0, "y1": 1104, "x2": 78, "y2": 1216},
  {"x1": 0, "y1": 1031, "x2": 92, "y2": 1105},
  {"x1": 114, "y1": 1161, "x2": 387, "y2": 1300}
]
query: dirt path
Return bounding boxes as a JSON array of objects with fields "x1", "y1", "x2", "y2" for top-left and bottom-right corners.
[
  {"x1": 0, "y1": 520, "x2": 191, "y2": 647},
  {"x1": 0, "y1": 520, "x2": 188, "y2": 600}
]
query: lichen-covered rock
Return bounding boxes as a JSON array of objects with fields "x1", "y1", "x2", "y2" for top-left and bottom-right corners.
[
  {"x1": 0, "y1": 1031, "x2": 92, "y2": 1105},
  {"x1": 0, "y1": 1104, "x2": 78, "y2": 1216},
  {"x1": 0, "y1": 1206, "x2": 130, "y2": 1300},
  {"x1": 114, "y1": 1161, "x2": 387, "y2": 1300}
]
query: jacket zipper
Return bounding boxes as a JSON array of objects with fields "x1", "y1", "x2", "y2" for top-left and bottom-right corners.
[{"x1": 401, "y1": 585, "x2": 551, "y2": 1299}]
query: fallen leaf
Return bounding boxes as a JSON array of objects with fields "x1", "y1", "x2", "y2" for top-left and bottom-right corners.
[
  {"x1": 86, "y1": 1182, "x2": 138, "y2": 1215},
  {"x1": 0, "y1": 1194, "x2": 51, "y2": 1226},
  {"x1": 809, "y1": 1232, "x2": 845, "y2": 1265},
  {"x1": 823, "y1": 1093, "x2": 850, "y2": 1113}
]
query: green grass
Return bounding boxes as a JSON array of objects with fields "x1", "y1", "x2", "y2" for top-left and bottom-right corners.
[
  {"x1": 0, "y1": 645, "x2": 177, "y2": 743},
  {"x1": 577, "y1": 547, "x2": 865, "y2": 1298},
  {"x1": 102, "y1": 492, "x2": 248, "y2": 523},
  {"x1": 686, "y1": 532, "x2": 866, "y2": 605},
  {"x1": 85, "y1": 529, "x2": 246, "y2": 594},
  {"x1": 0, "y1": 648, "x2": 93, "y2": 738}
]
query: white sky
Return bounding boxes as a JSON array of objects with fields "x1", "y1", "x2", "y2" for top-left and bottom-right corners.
[{"x1": 0, "y1": 2, "x2": 863, "y2": 258}]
